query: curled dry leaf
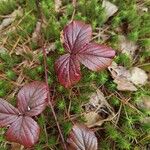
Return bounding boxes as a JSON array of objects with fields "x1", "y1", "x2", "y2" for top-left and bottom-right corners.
[
  {"x1": 55, "y1": 21, "x2": 115, "y2": 88},
  {"x1": 102, "y1": 0, "x2": 118, "y2": 21},
  {"x1": 108, "y1": 62, "x2": 136, "y2": 91},
  {"x1": 0, "y1": 81, "x2": 48, "y2": 147},
  {"x1": 82, "y1": 89, "x2": 115, "y2": 127},
  {"x1": 67, "y1": 124, "x2": 98, "y2": 150},
  {"x1": 108, "y1": 62, "x2": 148, "y2": 91}
]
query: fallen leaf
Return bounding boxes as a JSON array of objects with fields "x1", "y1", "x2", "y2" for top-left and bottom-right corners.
[
  {"x1": 114, "y1": 78, "x2": 137, "y2": 91},
  {"x1": 118, "y1": 35, "x2": 138, "y2": 57},
  {"x1": 108, "y1": 62, "x2": 148, "y2": 91},
  {"x1": 102, "y1": 0, "x2": 118, "y2": 21},
  {"x1": 129, "y1": 67, "x2": 148, "y2": 86},
  {"x1": 108, "y1": 61, "x2": 131, "y2": 79},
  {"x1": 83, "y1": 89, "x2": 115, "y2": 127},
  {"x1": 0, "y1": 7, "x2": 23, "y2": 31},
  {"x1": 67, "y1": 124, "x2": 98, "y2": 150}
]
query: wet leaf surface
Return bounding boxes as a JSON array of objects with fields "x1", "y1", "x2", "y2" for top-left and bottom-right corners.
[{"x1": 67, "y1": 124, "x2": 98, "y2": 150}]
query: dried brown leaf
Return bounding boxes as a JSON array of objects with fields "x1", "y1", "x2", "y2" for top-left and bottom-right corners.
[
  {"x1": 129, "y1": 67, "x2": 148, "y2": 85},
  {"x1": 83, "y1": 89, "x2": 115, "y2": 127},
  {"x1": 108, "y1": 62, "x2": 137, "y2": 91},
  {"x1": 109, "y1": 62, "x2": 148, "y2": 91},
  {"x1": 114, "y1": 77, "x2": 137, "y2": 91},
  {"x1": 102, "y1": 0, "x2": 118, "y2": 21},
  {"x1": 0, "y1": 7, "x2": 23, "y2": 31}
]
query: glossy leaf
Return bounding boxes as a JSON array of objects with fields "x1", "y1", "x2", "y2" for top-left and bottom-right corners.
[
  {"x1": 17, "y1": 81, "x2": 48, "y2": 116},
  {"x1": 77, "y1": 43, "x2": 115, "y2": 71},
  {"x1": 67, "y1": 124, "x2": 98, "y2": 150},
  {"x1": 0, "y1": 81, "x2": 48, "y2": 147},
  {"x1": 62, "y1": 21, "x2": 92, "y2": 53},
  {"x1": 6, "y1": 116, "x2": 40, "y2": 148},
  {"x1": 55, "y1": 54, "x2": 81, "y2": 88},
  {"x1": 0, "y1": 98, "x2": 20, "y2": 127},
  {"x1": 55, "y1": 21, "x2": 115, "y2": 88}
]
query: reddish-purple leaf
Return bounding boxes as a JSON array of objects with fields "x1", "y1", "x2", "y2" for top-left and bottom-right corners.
[
  {"x1": 62, "y1": 21, "x2": 92, "y2": 53},
  {"x1": 6, "y1": 116, "x2": 40, "y2": 148},
  {"x1": 67, "y1": 124, "x2": 98, "y2": 150},
  {"x1": 0, "y1": 98, "x2": 20, "y2": 127},
  {"x1": 77, "y1": 43, "x2": 115, "y2": 71},
  {"x1": 55, "y1": 20, "x2": 115, "y2": 88},
  {"x1": 17, "y1": 81, "x2": 48, "y2": 117},
  {"x1": 55, "y1": 54, "x2": 81, "y2": 88}
]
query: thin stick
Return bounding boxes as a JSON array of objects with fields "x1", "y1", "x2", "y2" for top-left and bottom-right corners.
[
  {"x1": 35, "y1": 0, "x2": 67, "y2": 149},
  {"x1": 42, "y1": 45, "x2": 67, "y2": 150}
]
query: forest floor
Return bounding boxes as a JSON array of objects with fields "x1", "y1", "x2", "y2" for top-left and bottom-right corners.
[{"x1": 0, "y1": 0, "x2": 150, "y2": 150}]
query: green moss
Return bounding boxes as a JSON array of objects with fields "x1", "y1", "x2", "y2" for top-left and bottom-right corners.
[
  {"x1": 0, "y1": 0, "x2": 17, "y2": 16},
  {"x1": 115, "y1": 53, "x2": 132, "y2": 68},
  {"x1": 57, "y1": 99, "x2": 66, "y2": 110},
  {"x1": 0, "y1": 0, "x2": 149, "y2": 149},
  {"x1": 6, "y1": 70, "x2": 17, "y2": 80},
  {"x1": 62, "y1": 121, "x2": 72, "y2": 137}
]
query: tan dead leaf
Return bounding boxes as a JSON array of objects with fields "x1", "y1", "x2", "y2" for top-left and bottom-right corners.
[
  {"x1": 118, "y1": 35, "x2": 138, "y2": 57},
  {"x1": 102, "y1": 0, "x2": 118, "y2": 21},
  {"x1": 0, "y1": 7, "x2": 23, "y2": 31},
  {"x1": 108, "y1": 61, "x2": 131, "y2": 79},
  {"x1": 108, "y1": 62, "x2": 137, "y2": 91},
  {"x1": 54, "y1": 0, "x2": 62, "y2": 12},
  {"x1": 114, "y1": 77, "x2": 137, "y2": 91},
  {"x1": 129, "y1": 67, "x2": 148, "y2": 86},
  {"x1": 83, "y1": 89, "x2": 115, "y2": 127},
  {"x1": 109, "y1": 62, "x2": 148, "y2": 91}
]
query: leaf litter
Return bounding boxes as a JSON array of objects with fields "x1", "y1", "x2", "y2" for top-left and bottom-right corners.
[
  {"x1": 82, "y1": 89, "x2": 115, "y2": 127},
  {"x1": 108, "y1": 62, "x2": 148, "y2": 91},
  {"x1": 0, "y1": 7, "x2": 23, "y2": 31}
]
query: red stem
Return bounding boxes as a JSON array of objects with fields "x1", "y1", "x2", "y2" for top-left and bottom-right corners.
[
  {"x1": 42, "y1": 46, "x2": 67, "y2": 150},
  {"x1": 35, "y1": 1, "x2": 67, "y2": 149}
]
